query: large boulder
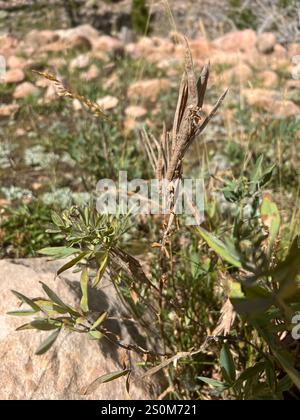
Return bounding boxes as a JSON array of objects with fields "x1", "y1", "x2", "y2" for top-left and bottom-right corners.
[{"x1": 0, "y1": 258, "x2": 157, "y2": 400}]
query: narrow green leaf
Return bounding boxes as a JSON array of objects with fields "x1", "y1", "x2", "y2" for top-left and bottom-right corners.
[
  {"x1": 38, "y1": 247, "x2": 78, "y2": 258},
  {"x1": 220, "y1": 344, "x2": 236, "y2": 383},
  {"x1": 39, "y1": 282, "x2": 80, "y2": 318},
  {"x1": 7, "y1": 310, "x2": 37, "y2": 317},
  {"x1": 88, "y1": 330, "x2": 103, "y2": 340},
  {"x1": 51, "y1": 211, "x2": 64, "y2": 227},
  {"x1": 90, "y1": 312, "x2": 108, "y2": 330},
  {"x1": 198, "y1": 376, "x2": 226, "y2": 388},
  {"x1": 80, "y1": 268, "x2": 89, "y2": 313},
  {"x1": 57, "y1": 251, "x2": 89, "y2": 276},
  {"x1": 35, "y1": 329, "x2": 60, "y2": 355},
  {"x1": 11, "y1": 290, "x2": 40, "y2": 312},
  {"x1": 92, "y1": 252, "x2": 108, "y2": 288},
  {"x1": 83, "y1": 370, "x2": 131, "y2": 395},
  {"x1": 197, "y1": 227, "x2": 242, "y2": 268},
  {"x1": 30, "y1": 319, "x2": 61, "y2": 331},
  {"x1": 261, "y1": 195, "x2": 281, "y2": 256},
  {"x1": 236, "y1": 362, "x2": 265, "y2": 384}
]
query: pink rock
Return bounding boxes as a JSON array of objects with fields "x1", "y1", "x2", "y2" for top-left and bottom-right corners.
[
  {"x1": 286, "y1": 80, "x2": 300, "y2": 90},
  {"x1": 7, "y1": 56, "x2": 28, "y2": 70},
  {"x1": 221, "y1": 64, "x2": 253, "y2": 84},
  {"x1": 24, "y1": 30, "x2": 59, "y2": 48},
  {"x1": 70, "y1": 54, "x2": 90, "y2": 70},
  {"x1": 288, "y1": 43, "x2": 300, "y2": 58},
  {"x1": 96, "y1": 96, "x2": 119, "y2": 111},
  {"x1": 4, "y1": 69, "x2": 25, "y2": 84},
  {"x1": 92, "y1": 36, "x2": 124, "y2": 54},
  {"x1": 56, "y1": 25, "x2": 99, "y2": 49},
  {"x1": 125, "y1": 106, "x2": 147, "y2": 118},
  {"x1": 13, "y1": 82, "x2": 39, "y2": 99},
  {"x1": 0, "y1": 104, "x2": 19, "y2": 118},
  {"x1": 242, "y1": 88, "x2": 300, "y2": 118},
  {"x1": 258, "y1": 71, "x2": 279, "y2": 88},
  {"x1": 213, "y1": 29, "x2": 257, "y2": 52},
  {"x1": 256, "y1": 32, "x2": 276, "y2": 54},
  {"x1": 189, "y1": 38, "x2": 214, "y2": 59},
  {"x1": 128, "y1": 79, "x2": 170, "y2": 102},
  {"x1": 81, "y1": 64, "x2": 100, "y2": 81}
]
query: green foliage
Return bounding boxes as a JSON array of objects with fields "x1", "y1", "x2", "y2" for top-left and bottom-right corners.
[
  {"x1": 131, "y1": 0, "x2": 149, "y2": 34},
  {"x1": 227, "y1": 0, "x2": 257, "y2": 30}
]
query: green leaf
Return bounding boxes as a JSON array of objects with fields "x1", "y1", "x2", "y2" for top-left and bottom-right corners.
[
  {"x1": 198, "y1": 377, "x2": 226, "y2": 389},
  {"x1": 30, "y1": 319, "x2": 61, "y2": 331},
  {"x1": 197, "y1": 227, "x2": 242, "y2": 268},
  {"x1": 220, "y1": 344, "x2": 236, "y2": 383},
  {"x1": 83, "y1": 370, "x2": 131, "y2": 395},
  {"x1": 57, "y1": 251, "x2": 90, "y2": 276},
  {"x1": 35, "y1": 329, "x2": 60, "y2": 355},
  {"x1": 80, "y1": 268, "x2": 89, "y2": 313},
  {"x1": 11, "y1": 290, "x2": 40, "y2": 312},
  {"x1": 261, "y1": 195, "x2": 281, "y2": 256},
  {"x1": 256, "y1": 323, "x2": 300, "y2": 391},
  {"x1": 51, "y1": 211, "x2": 64, "y2": 227},
  {"x1": 90, "y1": 312, "x2": 108, "y2": 330},
  {"x1": 7, "y1": 310, "x2": 37, "y2": 317},
  {"x1": 92, "y1": 252, "x2": 108, "y2": 288},
  {"x1": 38, "y1": 247, "x2": 78, "y2": 259},
  {"x1": 88, "y1": 330, "x2": 103, "y2": 340},
  {"x1": 236, "y1": 362, "x2": 265, "y2": 384},
  {"x1": 39, "y1": 282, "x2": 80, "y2": 318}
]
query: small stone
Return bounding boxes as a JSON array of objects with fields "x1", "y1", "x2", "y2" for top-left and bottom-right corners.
[
  {"x1": 125, "y1": 106, "x2": 147, "y2": 118},
  {"x1": 92, "y1": 36, "x2": 124, "y2": 55},
  {"x1": 258, "y1": 71, "x2": 279, "y2": 88},
  {"x1": 4, "y1": 69, "x2": 25, "y2": 84},
  {"x1": 81, "y1": 64, "x2": 100, "y2": 81},
  {"x1": 70, "y1": 54, "x2": 90, "y2": 70},
  {"x1": 128, "y1": 79, "x2": 170, "y2": 102},
  {"x1": 13, "y1": 82, "x2": 39, "y2": 99},
  {"x1": 256, "y1": 32, "x2": 276, "y2": 54},
  {"x1": 72, "y1": 99, "x2": 83, "y2": 111},
  {"x1": 0, "y1": 104, "x2": 19, "y2": 118},
  {"x1": 96, "y1": 96, "x2": 119, "y2": 111}
]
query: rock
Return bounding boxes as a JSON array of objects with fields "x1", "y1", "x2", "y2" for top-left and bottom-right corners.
[
  {"x1": 271, "y1": 100, "x2": 300, "y2": 118},
  {"x1": 81, "y1": 64, "x2": 100, "y2": 81},
  {"x1": 213, "y1": 29, "x2": 257, "y2": 52},
  {"x1": 43, "y1": 84, "x2": 57, "y2": 102},
  {"x1": 72, "y1": 99, "x2": 83, "y2": 111},
  {"x1": 92, "y1": 36, "x2": 124, "y2": 55},
  {"x1": 7, "y1": 56, "x2": 28, "y2": 70},
  {"x1": 56, "y1": 25, "x2": 99, "y2": 50},
  {"x1": 70, "y1": 54, "x2": 90, "y2": 70},
  {"x1": 4, "y1": 69, "x2": 25, "y2": 84},
  {"x1": 13, "y1": 82, "x2": 39, "y2": 99},
  {"x1": 0, "y1": 35, "x2": 18, "y2": 58},
  {"x1": 288, "y1": 43, "x2": 300, "y2": 59},
  {"x1": 24, "y1": 30, "x2": 59, "y2": 48},
  {"x1": 97, "y1": 95, "x2": 119, "y2": 111},
  {"x1": 258, "y1": 70, "x2": 279, "y2": 88},
  {"x1": 128, "y1": 79, "x2": 170, "y2": 102},
  {"x1": 0, "y1": 258, "x2": 157, "y2": 400},
  {"x1": 189, "y1": 38, "x2": 214, "y2": 60},
  {"x1": 256, "y1": 32, "x2": 276, "y2": 54},
  {"x1": 286, "y1": 80, "x2": 300, "y2": 90},
  {"x1": 125, "y1": 106, "x2": 147, "y2": 119},
  {"x1": 0, "y1": 104, "x2": 19, "y2": 118},
  {"x1": 221, "y1": 64, "x2": 253, "y2": 84},
  {"x1": 242, "y1": 88, "x2": 300, "y2": 118},
  {"x1": 242, "y1": 88, "x2": 280, "y2": 108}
]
